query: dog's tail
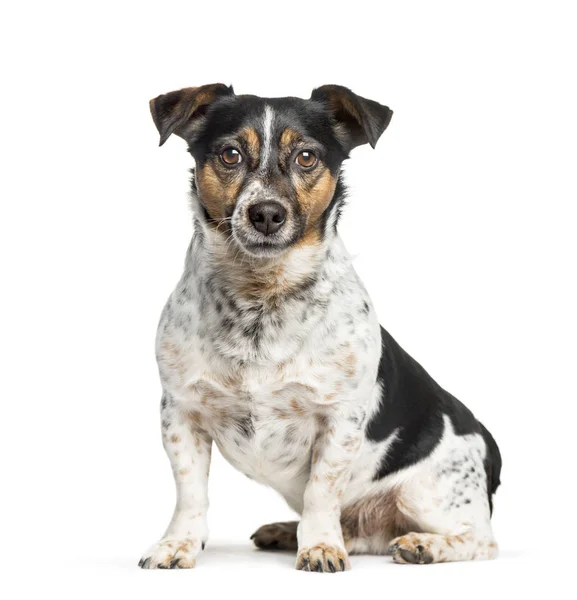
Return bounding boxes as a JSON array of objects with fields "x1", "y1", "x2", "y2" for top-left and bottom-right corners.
[{"x1": 479, "y1": 421, "x2": 502, "y2": 514}]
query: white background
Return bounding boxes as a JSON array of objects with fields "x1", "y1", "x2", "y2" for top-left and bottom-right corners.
[{"x1": 1, "y1": 1, "x2": 576, "y2": 598}]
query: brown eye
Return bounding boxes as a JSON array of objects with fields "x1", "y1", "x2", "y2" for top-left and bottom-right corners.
[
  {"x1": 220, "y1": 147, "x2": 242, "y2": 165},
  {"x1": 296, "y1": 150, "x2": 317, "y2": 169}
]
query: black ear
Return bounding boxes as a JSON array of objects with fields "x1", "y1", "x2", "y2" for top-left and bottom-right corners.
[
  {"x1": 310, "y1": 85, "x2": 393, "y2": 151},
  {"x1": 149, "y1": 83, "x2": 234, "y2": 146}
]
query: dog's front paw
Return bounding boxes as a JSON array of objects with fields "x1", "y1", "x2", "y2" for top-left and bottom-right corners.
[
  {"x1": 138, "y1": 537, "x2": 203, "y2": 569},
  {"x1": 296, "y1": 544, "x2": 350, "y2": 573}
]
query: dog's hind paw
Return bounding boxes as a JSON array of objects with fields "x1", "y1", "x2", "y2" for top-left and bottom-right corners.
[{"x1": 251, "y1": 521, "x2": 298, "y2": 551}]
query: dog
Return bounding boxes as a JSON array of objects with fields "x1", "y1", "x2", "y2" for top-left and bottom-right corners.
[{"x1": 139, "y1": 83, "x2": 502, "y2": 571}]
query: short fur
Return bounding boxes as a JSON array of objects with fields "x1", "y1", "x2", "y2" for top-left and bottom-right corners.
[{"x1": 139, "y1": 84, "x2": 501, "y2": 572}]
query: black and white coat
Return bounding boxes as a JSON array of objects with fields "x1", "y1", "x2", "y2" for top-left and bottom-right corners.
[{"x1": 139, "y1": 84, "x2": 501, "y2": 572}]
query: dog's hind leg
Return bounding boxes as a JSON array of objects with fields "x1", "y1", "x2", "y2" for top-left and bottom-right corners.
[
  {"x1": 387, "y1": 428, "x2": 499, "y2": 564},
  {"x1": 341, "y1": 419, "x2": 499, "y2": 563},
  {"x1": 251, "y1": 521, "x2": 298, "y2": 551}
]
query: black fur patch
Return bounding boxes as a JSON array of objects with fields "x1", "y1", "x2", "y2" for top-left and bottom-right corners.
[{"x1": 367, "y1": 327, "x2": 501, "y2": 509}]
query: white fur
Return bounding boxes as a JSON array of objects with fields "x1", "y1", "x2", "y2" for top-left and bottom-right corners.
[{"x1": 260, "y1": 105, "x2": 274, "y2": 168}]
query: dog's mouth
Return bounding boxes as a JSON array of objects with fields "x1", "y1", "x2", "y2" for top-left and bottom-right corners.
[
  {"x1": 232, "y1": 225, "x2": 300, "y2": 257},
  {"x1": 231, "y1": 200, "x2": 303, "y2": 257}
]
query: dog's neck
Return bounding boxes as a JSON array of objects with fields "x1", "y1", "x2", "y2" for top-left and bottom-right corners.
[{"x1": 186, "y1": 222, "x2": 346, "y2": 307}]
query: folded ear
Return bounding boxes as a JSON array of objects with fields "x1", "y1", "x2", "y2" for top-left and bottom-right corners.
[
  {"x1": 310, "y1": 85, "x2": 393, "y2": 151},
  {"x1": 150, "y1": 83, "x2": 234, "y2": 146}
]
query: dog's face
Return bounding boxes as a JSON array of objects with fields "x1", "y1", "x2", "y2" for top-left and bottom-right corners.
[{"x1": 150, "y1": 84, "x2": 392, "y2": 257}]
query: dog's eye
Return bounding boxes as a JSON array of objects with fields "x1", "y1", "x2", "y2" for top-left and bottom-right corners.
[
  {"x1": 295, "y1": 150, "x2": 317, "y2": 169},
  {"x1": 220, "y1": 147, "x2": 242, "y2": 166}
]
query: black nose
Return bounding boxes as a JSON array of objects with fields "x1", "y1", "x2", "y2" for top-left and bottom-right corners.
[{"x1": 248, "y1": 201, "x2": 287, "y2": 235}]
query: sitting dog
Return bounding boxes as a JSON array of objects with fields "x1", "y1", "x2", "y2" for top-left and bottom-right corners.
[{"x1": 139, "y1": 84, "x2": 502, "y2": 572}]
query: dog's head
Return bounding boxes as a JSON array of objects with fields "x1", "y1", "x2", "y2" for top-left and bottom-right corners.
[{"x1": 150, "y1": 84, "x2": 392, "y2": 257}]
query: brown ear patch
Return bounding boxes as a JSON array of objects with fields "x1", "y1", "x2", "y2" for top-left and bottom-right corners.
[
  {"x1": 196, "y1": 162, "x2": 243, "y2": 224},
  {"x1": 311, "y1": 84, "x2": 392, "y2": 150},
  {"x1": 150, "y1": 83, "x2": 233, "y2": 146}
]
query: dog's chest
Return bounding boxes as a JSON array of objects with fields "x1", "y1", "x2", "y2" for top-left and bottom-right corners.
[{"x1": 187, "y1": 374, "x2": 321, "y2": 484}]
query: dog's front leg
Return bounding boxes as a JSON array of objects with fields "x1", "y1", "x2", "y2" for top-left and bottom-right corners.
[
  {"x1": 139, "y1": 394, "x2": 211, "y2": 569},
  {"x1": 296, "y1": 409, "x2": 363, "y2": 573}
]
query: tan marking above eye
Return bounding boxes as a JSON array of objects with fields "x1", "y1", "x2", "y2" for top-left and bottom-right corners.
[
  {"x1": 239, "y1": 127, "x2": 260, "y2": 164},
  {"x1": 221, "y1": 147, "x2": 242, "y2": 165},
  {"x1": 280, "y1": 128, "x2": 301, "y2": 148},
  {"x1": 296, "y1": 150, "x2": 317, "y2": 168}
]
